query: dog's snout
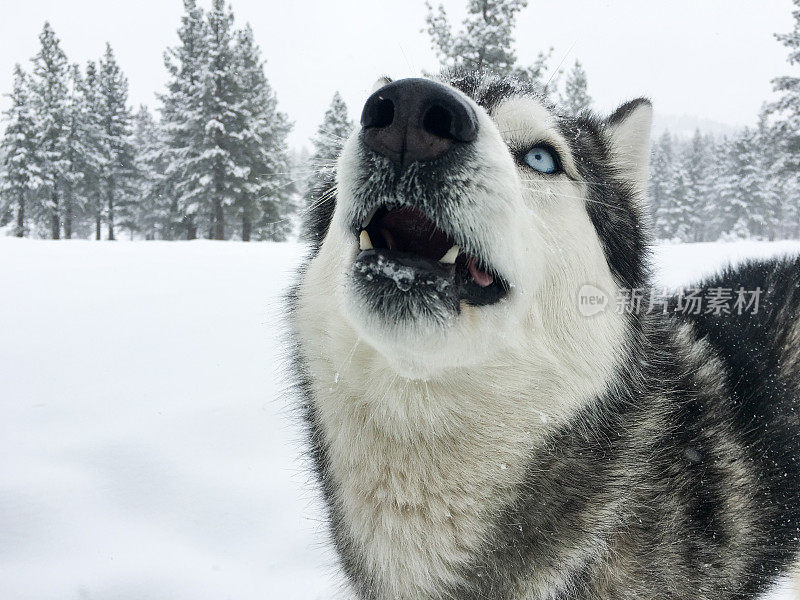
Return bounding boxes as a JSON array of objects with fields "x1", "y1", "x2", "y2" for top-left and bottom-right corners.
[{"x1": 360, "y1": 78, "x2": 478, "y2": 170}]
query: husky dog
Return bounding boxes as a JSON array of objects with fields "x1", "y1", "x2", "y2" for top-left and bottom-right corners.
[{"x1": 288, "y1": 70, "x2": 800, "y2": 599}]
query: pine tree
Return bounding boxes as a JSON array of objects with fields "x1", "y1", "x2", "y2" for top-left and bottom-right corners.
[
  {"x1": 667, "y1": 150, "x2": 694, "y2": 242},
  {"x1": 782, "y1": 172, "x2": 800, "y2": 238},
  {"x1": 190, "y1": 0, "x2": 242, "y2": 240},
  {"x1": 727, "y1": 123, "x2": 781, "y2": 241},
  {"x1": 97, "y1": 44, "x2": 137, "y2": 241},
  {"x1": 302, "y1": 92, "x2": 353, "y2": 244},
  {"x1": 249, "y1": 111, "x2": 294, "y2": 242},
  {"x1": 424, "y1": 0, "x2": 562, "y2": 94},
  {"x1": 160, "y1": 0, "x2": 209, "y2": 240},
  {"x1": 766, "y1": 0, "x2": 800, "y2": 240},
  {"x1": 426, "y1": 0, "x2": 565, "y2": 95},
  {"x1": 80, "y1": 60, "x2": 109, "y2": 240},
  {"x1": 232, "y1": 24, "x2": 294, "y2": 241},
  {"x1": 711, "y1": 135, "x2": 739, "y2": 238},
  {"x1": 308, "y1": 91, "x2": 352, "y2": 190},
  {"x1": 61, "y1": 64, "x2": 92, "y2": 239},
  {"x1": 682, "y1": 130, "x2": 710, "y2": 242},
  {"x1": 702, "y1": 135, "x2": 728, "y2": 240},
  {"x1": 652, "y1": 133, "x2": 709, "y2": 242},
  {"x1": 648, "y1": 131, "x2": 674, "y2": 240},
  {"x1": 769, "y1": 0, "x2": 800, "y2": 170},
  {"x1": 425, "y1": 0, "x2": 527, "y2": 73},
  {"x1": 310, "y1": 92, "x2": 353, "y2": 168},
  {"x1": 754, "y1": 111, "x2": 783, "y2": 240},
  {"x1": 714, "y1": 130, "x2": 767, "y2": 239},
  {"x1": 28, "y1": 22, "x2": 70, "y2": 239},
  {"x1": 287, "y1": 146, "x2": 311, "y2": 236},
  {"x1": 0, "y1": 149, "x2": 8, "y2": 229},
  {"x1": 767, "y1": 109, "x2": 800, "y2": 239},
  {"x1": 740, "y1": 129, "x2": 767, "y2": 239},
  {"x1": 1, "y1": 65, "x2": 41, "y2": 237},
  {"x1": 693, "y1": 133, "x2": 719, "y2": 241},
  {"x1": 560, "y1": 60, "x2": 592, "y2": 114},
  {"x1": 159, "y1": 2, "x2": 295, "y2": 241},
  {"x1": 131, "y1": 105, "x2": 168, "y2": 239}
]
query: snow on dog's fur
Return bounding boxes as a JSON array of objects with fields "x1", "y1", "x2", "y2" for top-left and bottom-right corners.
[{"x1": 288, "y1": 70, "x2": 800, "y2": 600}]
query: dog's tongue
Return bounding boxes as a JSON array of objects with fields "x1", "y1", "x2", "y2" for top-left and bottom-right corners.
[{"x1": 467, "y1": 257, "x2": 494, "y2": 288}]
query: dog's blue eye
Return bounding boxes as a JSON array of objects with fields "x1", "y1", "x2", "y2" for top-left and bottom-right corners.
[{"x1": 523, "y1": 146, "x2": 559, "y2": 174}]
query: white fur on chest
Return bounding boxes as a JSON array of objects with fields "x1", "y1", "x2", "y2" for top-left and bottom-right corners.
[{"x1": 313, "y1": 356, "x2": 536, "y2": 598}]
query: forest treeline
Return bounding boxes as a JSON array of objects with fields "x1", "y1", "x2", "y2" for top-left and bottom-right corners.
[
  {"x1": 1, "y1": 0, "x2": 294, "y2": 241},
  {"x1": 3, "y1": 0, "x2": 800, "y2": 242}
]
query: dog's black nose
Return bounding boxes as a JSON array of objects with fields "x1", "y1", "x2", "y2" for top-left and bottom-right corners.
[{"x1": 360, "y1": 78, "x2": 478, "y2": 170}]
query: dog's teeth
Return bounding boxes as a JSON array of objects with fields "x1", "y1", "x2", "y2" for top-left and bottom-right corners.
[
  {"x1": 359, "y1": 230, "x2": 373, "y2": 251},
  {"x1": 439, "y1": 245, "x2": 460, "y2": 265},
  {"x1": 362, "y1": 207, "x2": 379, "y2": 228}
]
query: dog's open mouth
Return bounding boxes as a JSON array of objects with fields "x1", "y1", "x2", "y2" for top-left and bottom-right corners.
[{"x1": 352, "y1": 205, "x2": 509, "y2": 307}]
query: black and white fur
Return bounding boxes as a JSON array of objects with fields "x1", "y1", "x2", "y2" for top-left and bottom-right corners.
[{"x1": 288, "y1": 70, "x2": 800, "y2": 599}]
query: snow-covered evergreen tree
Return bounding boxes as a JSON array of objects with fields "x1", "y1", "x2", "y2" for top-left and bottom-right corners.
[
  {"x1": 769, "y1": 0, "x2": 800, "y2": 171},
  {"x1": 648, "y1": 132, "x2": 674, "y2": 239},
  {"x1": 0, "y1": 147, "x2": 8, "y2": 229},
  {"x1": 159, "y1": 0, "x2": 209, "y2": 240},
  {"x1": 665, "y1": 151, "x2": 693, "y2": 242},
  {"x1": 716, "y1": 129, "x2": 767, "y2": 239},
  {"x1": 692, "y1": 133, "x2": 719, "y2": 241},
  {"x1": 425, "y1": 0, "x2": 526, "y2": 73},
  {"x1": 79, "y1": 60, "x2": 109, "y2": 240},
  {"x1": 560, "y1": 60, "x2": 592, "y2": 114},
  {"x1": 653, "y1": 132, "x2": 708, "y2": 242},
  {"x1": 648, "y1": 127, "x2": 785, "y2": 242},
  {"x1": 131, "y1": 105, "x2": 169, "y2": 240},
  {"x1": 232, "y1": 24, "x2": 294, "y2": 241},
  {"x1": 754, "y1": 111, "x2": 783, "y2": 240},
  {"x1": 1, "y1": 65, "x2": 41, "y2": 237},
  {"x1": 190, "y1": 0, "x2": 242, "y2": 240},
  {"x1": 781, "y1": 172, "x2": 800, "y2": 239},
  {"x1": 28, "y1": 22, "x2": 70, "y2": 239},
  {"x1": 722, "y1": 119, "x2": 785, "y2": 241},
  {"x1": 97, "y1": 44, "x2": 136, "y2": 241},
  {"x1": 764, "y1": 0, "x2": 800, "y2": 240},
  {"x1": 159, "y1": 2, "x2": 295, "y2": 241},
  {"x1": 701, "y1": 135, "x2": 728, "y2": 240},
  {"x1": 302, "y1": 92, "x2": 353, "y2": 244},
  {"x1": 710, "y1": 135, "x2": 739, "y2": 238},
  {"x1": 767, "y1": 109, "x2": 800, "y2": 240},
  {"x1": 309, "y1": 92, "x2": 352, "y2": 168},
  {"x1": 682, "y1": 130, "x2": 710, "y2": 242},
  {"x1": 307, "y1": 91, "x2": 352, "y2": 189},
  {"x1": 61, "y1": 64, "x2": 93, "y2": 239},
  {"x1": 425, "y1": 0, "x2": 559, "y2": 94}
]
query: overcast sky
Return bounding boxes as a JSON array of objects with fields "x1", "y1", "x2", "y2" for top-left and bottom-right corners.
[{"x1": 0, "y1": 0, "x2": 796, "y2": 148}]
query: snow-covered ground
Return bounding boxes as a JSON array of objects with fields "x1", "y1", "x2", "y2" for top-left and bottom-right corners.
[{"x1": 1, "y1": 238, "x2": 800, "y2": 600}]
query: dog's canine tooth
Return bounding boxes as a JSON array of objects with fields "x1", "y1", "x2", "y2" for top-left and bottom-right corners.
[
  {"x1": 359, "y1": 230, "x2": 373, "y2": 251},
  {"x1": 439, "y1": 245, "x2": 460, "y2": 264}
]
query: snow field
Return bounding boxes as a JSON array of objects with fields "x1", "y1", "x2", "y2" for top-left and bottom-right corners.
[{"x1": 1, "y1": 238, "x2": 800, "y2": 599}]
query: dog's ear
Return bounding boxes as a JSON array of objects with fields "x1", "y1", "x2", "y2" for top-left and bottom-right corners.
[
  {"x1": 371, "y1": 76, "x2": 393, "y2": 94},
  {"x1": 605, "y1": 98, "x2": 653, "y2": 198}
]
